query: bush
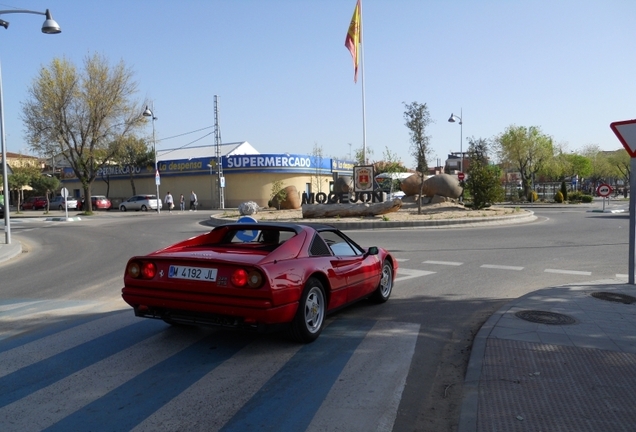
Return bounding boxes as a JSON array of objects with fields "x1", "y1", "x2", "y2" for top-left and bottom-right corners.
[
  {"x1": 568, "y1": 191, "x2": 583, "y2": 202},
  {"x1": 554, "y1": 191, "x2": 564, "y2": 203},
  {"x1": 581, "y1": 194, "x2": 593, "y2": 203},
  {"x1": 527, "y1": 191, "x2": 538, "y2": 202}
]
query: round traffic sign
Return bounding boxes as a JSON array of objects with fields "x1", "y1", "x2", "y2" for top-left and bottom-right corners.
[
  {"x1": 597, "y1": 183, "x2": 612, "y2": 197},
  {"x1": 458, "y1": 172, "x2": 465, "y2": 181},
  {"x1": 236, "y1": 216, "x2": 258, "y2": 242}
]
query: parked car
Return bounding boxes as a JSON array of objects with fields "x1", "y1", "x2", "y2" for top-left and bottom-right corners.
[
  {"x1": 121, "y1": 222, "x2": 397, "y2": 343},
  {"x1": 20, "y1": 196, "x2": 48, "y2": 210},
  {"x1": 119, "y1": 195, "x2": 162, "y2": 212},
  {"x1": 78, "y1": 195, "x2": 112, "y2": 211},
  {"x1": 50, "y1": 195, "x2": 78, "y2": 210}
]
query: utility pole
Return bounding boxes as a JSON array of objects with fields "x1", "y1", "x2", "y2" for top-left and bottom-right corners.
[{"x1": 214, "y1": 95, "x2": 224, "y2": 209}]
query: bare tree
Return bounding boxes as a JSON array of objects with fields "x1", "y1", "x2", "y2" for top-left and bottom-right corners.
[
  {"x1": 311, "y1": 142, "x2": 327, "y2": 194},
  {"x1": 21, "y1": 53, "x2": 146, "y2": 212},
  {"x1": 403, "y1": 101, "x2": 433, "y2": 214}
]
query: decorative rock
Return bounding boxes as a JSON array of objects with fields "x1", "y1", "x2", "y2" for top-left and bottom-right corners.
[
  {"x1": 270, "y1": 185, "x2": 301, "y2": 210},
  {"x1": 401, "y1": 173, "x2": 462, "y2": 198},
  {"x1": 280, "y1": 185, "x2": 301, "y2": 209},
  {"x1": 238, "y1": 201, "x2": 259, "y2": 215}
]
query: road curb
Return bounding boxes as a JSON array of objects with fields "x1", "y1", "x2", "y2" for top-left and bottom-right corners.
[{"x1": 206, "y1": 210, "x2": 536, "y2": 230}]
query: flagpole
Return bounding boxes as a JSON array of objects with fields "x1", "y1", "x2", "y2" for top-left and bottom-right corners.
[{"x1": 360, "y1": 1, "x2": 367, "y2": 164}]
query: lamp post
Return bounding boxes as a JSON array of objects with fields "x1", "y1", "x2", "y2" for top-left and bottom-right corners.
[
  {"x1": 448, "y1": 109, "x2": 463, "y2": 174},
  {"x1": 0, "y1": 9, "x2": 61, "y2": 245},
  {"x1": 142, "y1": 104, "x2": 160, "y2": 214}
]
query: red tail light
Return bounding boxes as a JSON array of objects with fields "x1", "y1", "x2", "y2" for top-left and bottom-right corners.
[
  {"x1": 231, "y1": 269, "x2": 264, "y2": 288},
  {"x1": 141, "y1": 262, "x2": 157, "y2": 279},
  {"x1": 231, "y1": 269, "x2": 248, "y2": 287},
  {"x1": 127, "y1": 261, "x2": 156, "y2": 279}
]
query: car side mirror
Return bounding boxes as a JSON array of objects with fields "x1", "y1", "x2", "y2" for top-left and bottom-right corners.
[{"x1": 366, "y1": 246, "x2": 379, "y2": 256}]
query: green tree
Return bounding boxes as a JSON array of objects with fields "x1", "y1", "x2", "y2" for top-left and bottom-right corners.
[
  {"x1": 403, "y1": 101, "x2": 433, "y2": 214},
  {"x1": 21, "y1": 53, "x2": 146, "y2": 213},
  {"x1": 269, "y1": 180, "x2": 287, "y2": 210},
  {"x1": 111, "y1": 135, "x2": 153, "y2": 197},
  {"x1": 30, "y1": 174, "x2": 60, "y2": 213},
  {"x1": 8, "y1": 163, "x2": 41, "y2": 212},
  {"x1": 606, "y1": 149, "x2": 630, "y2": 192},
  {"x1": 495, "y1": 125, "x2": 554, "y2": 198},
  {"x1": 581, "y1": 145, "x2": 614, "y2": 184},
  {"x1": 465, "y1": 138, "x2": 504, "y2": 209},
  {"x1": 354, "y1": 146, "x2": 373, "y2": 165}
]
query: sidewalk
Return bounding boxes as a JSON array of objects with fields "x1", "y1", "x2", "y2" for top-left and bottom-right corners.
[{"x1": 459, "y1": 279, "x2": 636, "y2": 432}]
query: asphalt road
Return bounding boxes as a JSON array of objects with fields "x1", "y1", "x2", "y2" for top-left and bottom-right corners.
[{"x1": 0, "y1": 204, "x2": 630, "y2": 431}]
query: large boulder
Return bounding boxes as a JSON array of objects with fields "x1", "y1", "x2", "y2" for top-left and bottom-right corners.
[
  {"x1": 238, "y1": 201, "x2": 259, "y2": 215},
  {"x1": 270, "y1": 185, "x2": 301, "y2": 209},
  {"x1": 401, "y1": 173, "x2": 462, "y2": 198}
]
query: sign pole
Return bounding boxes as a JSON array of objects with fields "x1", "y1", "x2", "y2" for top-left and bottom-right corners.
[
  {"x1": 630, "y1": 158, "x2": 636, "y2": 284},
  {"x1": 609, "y1": 120, "x2": 636, "y2": 284}
]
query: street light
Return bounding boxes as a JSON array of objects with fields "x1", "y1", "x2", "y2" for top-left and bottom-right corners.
[
  {"x1": 1, "y1": 8, "x2": 61, "y2": 245},
  {"x1": 142, "y1": 104, "x2": 161, "y2": 214},
  {"x1": 448, "y1": 109, "x2": 463, "y2": 174}
]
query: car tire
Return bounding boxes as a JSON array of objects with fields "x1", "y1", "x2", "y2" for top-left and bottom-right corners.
[
  {"x1": 370, "y1": 260, "x2": 393, "y2": 303},
  {"x1": 120, "y1": 206, "x2": 127, "y2": 212},
  {"x1": 141, "y1": 205, "x2": 148, "y2": 211},
  {"x1": 58, "y1": 205, "x2": 64, "y2": 210},
  {"x1": 289, "y1": 277, "x2": 326, "y2": 343}
]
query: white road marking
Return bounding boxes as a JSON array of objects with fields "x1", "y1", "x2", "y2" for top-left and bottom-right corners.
[
  {"x1": 395, "y1": 258, "x2": 409, "y2": 262},
  {"x1": 544, "y1": 269, "x2": 592, "y2": 276},
  {"x1": 394, "y1": 268, "x2": 436, "y2": 282},
  {"x1": 481, "y1": 264, "x2": 524, "y2": 271},
  {"x1": 0, "y1": 311, "x2": 136, "y2": 377},
  {"x1": 0, "y1": 328, "x2": 209, "y2": 431},
  {"x1": 307, "y1": 321, "x2": 420, "y2": 432},
  {"x1": 422, "y1": 260, "x2": 463, "y2": 266},
  {"x1": 616, "y1": 274, "x2": 628, "y2": 279}
]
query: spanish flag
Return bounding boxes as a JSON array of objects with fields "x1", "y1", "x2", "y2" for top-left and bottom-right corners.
[{"x1": 345, "y1": 0, "x2": 361, "y2": 83}]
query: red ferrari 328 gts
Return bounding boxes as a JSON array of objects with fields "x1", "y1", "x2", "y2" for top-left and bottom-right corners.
[{"x1": 121, "y1": 222, "x2": 397, "y2": 343}]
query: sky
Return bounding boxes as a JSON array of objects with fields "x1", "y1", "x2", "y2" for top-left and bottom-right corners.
[{"x1": 0, "y1": 0, "x2": 635, "y2": 170}]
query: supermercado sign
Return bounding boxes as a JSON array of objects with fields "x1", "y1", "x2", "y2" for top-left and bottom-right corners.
[
  {"x1": 227, "y1": 154, "x2": 313, "y2": 169},
  {"x1": 77, "y1": 153, "x2": 341, "y2": 180}
]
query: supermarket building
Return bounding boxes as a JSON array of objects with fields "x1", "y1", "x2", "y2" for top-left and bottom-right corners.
[{"x1": 58, "y1": 142, "x2": 355, "y2": 209}]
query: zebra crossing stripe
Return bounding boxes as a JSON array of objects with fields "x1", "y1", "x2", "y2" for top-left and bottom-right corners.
[
  {"x1": 0, "y1": 311, "x2": 137, "y2": 376},
  {"x1": 220, "y1": 318, "x2": 376, "y2": 431},
  {"x1": 132, "y1": 334, "x2": 304, "y2": 431},
  {"x1": 306, "y1": 320, "x2": 420, "y2": 431},
  {"x1": 0, "y1": 313, "x2": 420, "y2": 432},
  {"x1": 41, "y1": 331, "x2": 256, "y2": 432},
  {"x1": 0, "y1": 319, "x2": 165, "y2": 410}
]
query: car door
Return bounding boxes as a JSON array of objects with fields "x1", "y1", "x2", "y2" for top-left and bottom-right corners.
[
  {"x1": 319, "y1": 230, "x2": 379, "y2": 303},
  {"x1": 130, "y1": 196, "x2": 141, "y2": 210}
]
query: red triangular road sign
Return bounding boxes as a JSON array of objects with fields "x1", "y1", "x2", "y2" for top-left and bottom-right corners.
[{"x1": 610, "y1": 119, "x2": 636, "y2": 157}]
